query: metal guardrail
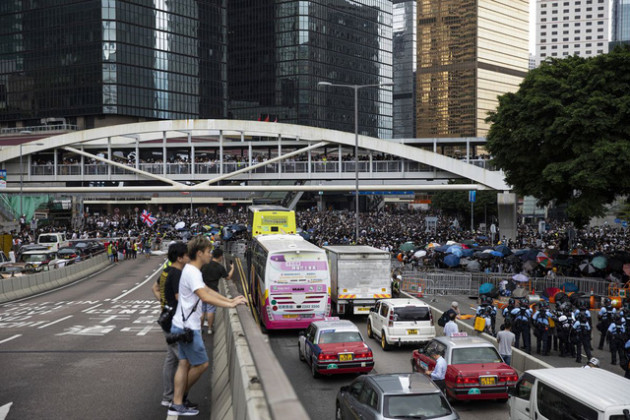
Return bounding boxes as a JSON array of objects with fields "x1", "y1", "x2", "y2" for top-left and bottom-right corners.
[{"x1": 401, "y1": 270, "x2": 610, "y2": 297}]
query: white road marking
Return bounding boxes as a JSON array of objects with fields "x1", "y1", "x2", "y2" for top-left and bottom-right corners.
[
  {"x1": 82, "y1": 303, "x2": 103, "y2": 312},
  {"x1": 0, "y1": 402, "x2": 13, "y2": 420},
  {"x1": 0, "y1": 335, "x2": 21, "y2": 344},
  {"x1": 37, "y1": 315, "x2": 73, "y2": 329},
  {"x1": 112, "y1": 263, "x2": 164, "y2": 301}
]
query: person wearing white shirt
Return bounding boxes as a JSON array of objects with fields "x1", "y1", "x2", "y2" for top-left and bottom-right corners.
[
  {"x1": 443, "y1": 312, "x2": 459, "y2": 337},
  {"x1": 425, "y1": 350, "x2": 447, "y2": 392},
  {"x1": 168, "y1": 237, "x2": 247, "y2": 417}
]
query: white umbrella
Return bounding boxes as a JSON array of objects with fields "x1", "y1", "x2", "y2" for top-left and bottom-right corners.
[
  {"x1": 190, "y1": 222, "x2": 199, "y2": 228},
  {"x1": 445, "y1": 240, "x2": 459, "y2": 246},
  {"x1": 413, "y1": 250, "x2": 427, "y2": 258},
  {"x1": 175, "y1": 221, "x2": 185, "y2": 230},
  {"x1": 512, "y1": 273, "x2": 529, "y2": 282}
]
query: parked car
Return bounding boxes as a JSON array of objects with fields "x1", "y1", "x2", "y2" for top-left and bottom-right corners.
[
  {"x1": 18, "y1": 250, "x2": 63, "y2": 272},
  {"x1": 298, "y1": 318, "x2": 374, "y2": 378},
  {"x1": 37, "y1": 232, "x2": 69, "y2": 251},
  {"x1": 16, "y1": 244, "x2": 49, "y2": 260},
  {"x1": 68, "y1": 240, "x2": 103, "y2": 256},
  {"x1": 0, "y1": 263, "x2": 26, "y2": 279},
  {"x1": 411, "y1": 334, "x2": 519, "y2": 402},
  {"x1": 336, "y1": 373, "x2": 459, "y2": 420},
  {"x1": 57, "y1": 246, "x2": 84, "y2": 263},
  {"x1": 367, "y1": 298, "x2": 436, "y2": 350}
]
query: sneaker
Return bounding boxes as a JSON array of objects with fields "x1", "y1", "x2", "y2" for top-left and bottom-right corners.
[
  {"x1": 207, "y1": 328, "x2": 213, "y2": 335},
  {"x1": 160, "y1": 399, "x2": 171, "y2": 407},
  {"x1": 184, "y1": 399, "x2": 199, "y2": 410},
  {"x1": 168, "y1": 403, "x2": 199, "y2": 417}
]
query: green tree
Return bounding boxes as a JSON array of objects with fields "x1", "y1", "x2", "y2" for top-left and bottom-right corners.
[{"x1": 486, "y1": 46, "x2": 630, "y2": 227}]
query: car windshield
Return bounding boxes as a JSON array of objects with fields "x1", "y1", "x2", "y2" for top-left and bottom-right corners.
[
  {"x1": 451, "y1": 347, "x2": 502, "y2": 364},
  {"x1": 385, "y1": 394, "x2": 453, "y2": 418},
  {"x1": 21, "y1": 254, "x2": 49, "y2": 263},
  {"x1": 393, "y1": 306, "x2": 431, "y2": 322},
  {"x1": 39, "y1": 235, "x2": 58, "y2": 243},
  {"x1": 318, "y1": 331, "x2": 362, "y2": 344}
]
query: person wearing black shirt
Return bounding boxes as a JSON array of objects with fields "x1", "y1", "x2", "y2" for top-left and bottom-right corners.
[
  {"x1": 200, "y1": 248, "x2": 234, "y2": 334},
  {"x1": 152, "y1": 241, "x2": 189, "y2": 408}
]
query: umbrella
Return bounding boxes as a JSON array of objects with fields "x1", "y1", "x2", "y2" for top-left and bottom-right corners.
[
  {"x1": 175, "y1": 221, "x2": 185, "y2": 230},
  {"x1": 521, "y1": 249, "x2": 540, "y2": 262},
  {"x1": 512, "y1": 273, "x2": 529, "y2": 282},
  {"x1": 426, "y1": 242, "x2": 441, "y2": 249},
  {"x1": 523, "y1": 260, "x2": 538, "y2": 271},
  {"x1": 203, "y1": 225, "x2": 212, "y2": 230},
  {"x1": 190, "y1": 222, "x2": 199, "y2": 228},
  {"x1": 579, "y1": 260, "x2": 598, "y2": 275},
  {"x1": 465, "y1": 260, "x2": 481, "y2": 272},
  {"x1": 446, "y1": 240, "x2": 459, "y2": 246},
  {"x1": 543, "y1": 287, "x2": 561, "y2": 299},
  {"x1": 413, "y1": 249, "x2": 427, "y2": 258},
  {"x1": 537, "y1": 252, "x2": 553, "y2": 268},
  {"x1": 446, "y1": 246, "x2": 463, "y2": 257},
  {"x1": 479, "y1": 282, "x2": 494, "y2": 295},
  {"x1": 489, "y1": 250, "x2": 504, "y2": 258},
  {"x1": 561, "y1": 282, "x2": 579, "y2": 293},
  {"x1": 399, "y1": 241, "x2": 415, "y2": 252},
  {"x1": 494, "y1": 245, "x2": 512, "y2": 256},
  {"x1": 591, "y1": 255, "x2": 607, "y2": 270},
  {"x1": 571, "y1": 248, "x2": 587, "y2": 256},
  {"x1": 462, "y1": 239, "x2": 477, "y2": 246},
  {"x1": 433, "y1": 245, "x2": 449, "y2": 253},
  {"x1": 461, "y1": 248, "x2": 474, "y2": 258},
  {"x1": 607, "y1": 258, "x2": 624, "y2": 272},
  {"x1": 443, "y1": 254, "x2": 460, "y2": 267},
  {"x1": 473, "y1": 251, "x2": 493, "y2": 260}
]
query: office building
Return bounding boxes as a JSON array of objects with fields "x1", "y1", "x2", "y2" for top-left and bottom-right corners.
[
  {"x1": 416, "y1": 0, "x2": 529, "y2": 138},
  {"x1": 535, "y1": 0, "x2": 611, "y2": 67},
  {"x1": 227, "y1": 0, "x2": 393, "y2": 139},
  {"x1": 393, "y1": 0, "x2": 416, "y2": 139},
  {"x1": 0, "y1": 0, "x2": 227, "y2": 129},
  {"x1": 613, "y1": 0, "x2": 630, "y2": 43}
]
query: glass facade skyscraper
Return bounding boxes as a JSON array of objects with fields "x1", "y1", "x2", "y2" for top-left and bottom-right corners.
[
  {"x1": 613, "y1": 0, "x2": 630, "y2": 42},
  {"x1": 416, "y1": 0, "x2": 528, "y2": 138},
  {"x1": 392, "y1": 0, "x2": 416, "y2": 139},
  {"x1": 227, "y1": 0, "x2": 393, "y2": 139},
  {"x1": 0, "y1": 0, "x2": 226, "y2": 128}
]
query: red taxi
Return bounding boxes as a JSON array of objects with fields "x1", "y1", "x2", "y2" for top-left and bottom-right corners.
[
  {"x1": 411, "y1": 333, "x2": 518, "y2": 402},
  {"x1": 298, "y1": 318, "x2": 374, "y2": 378}
]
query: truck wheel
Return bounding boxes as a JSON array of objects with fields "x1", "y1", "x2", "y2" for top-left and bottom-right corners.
[
  {"x1": 367, "y1": 321, "x2": 374, "y2": 339},
  {"x1": 381, "y1": 331, "x2": 390, "y2": 351}
]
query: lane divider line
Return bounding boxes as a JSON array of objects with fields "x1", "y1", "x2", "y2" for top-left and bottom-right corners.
[
  {"x1": 0, "y1": 335, "x2": 21, "y2": 344},
  {"x1": 112, "y1": 262, "x2": 164, "y2": 301},
  {"x1": 37, "y1": 315, "x2": 73, "y2": 329}
]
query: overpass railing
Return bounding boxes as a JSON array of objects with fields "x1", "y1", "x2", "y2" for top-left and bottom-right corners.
[{"x1": 31, "y1": 159, "x2": 494, "y2": 178}]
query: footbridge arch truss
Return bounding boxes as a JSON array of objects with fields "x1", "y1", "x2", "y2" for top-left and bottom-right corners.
[{"x1": 0, "y1": 120, "x2": 510, "y2": 194}]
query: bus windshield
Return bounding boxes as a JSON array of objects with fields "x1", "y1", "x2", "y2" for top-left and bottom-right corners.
[{"x1": 266, "y1": 252, "x2": 329, "y2": 285}]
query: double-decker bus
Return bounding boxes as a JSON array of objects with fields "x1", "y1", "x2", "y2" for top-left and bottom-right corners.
[
  {"x1": 249, "y1": 234, "x2": 331, "y2": 330},
  {"x1": 247, "y1": 205, "x2": 296, "y2": 239}
]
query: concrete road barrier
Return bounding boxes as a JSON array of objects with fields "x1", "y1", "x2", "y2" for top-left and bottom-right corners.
[{"x1": 0, "y1": 253, "x2": 110, "y2": 304}]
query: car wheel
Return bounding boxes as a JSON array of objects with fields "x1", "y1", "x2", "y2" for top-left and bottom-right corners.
[
  {"x1": 367, "y1": 321, "x2": 374, "y2": 339},
  {"x1": 311, "y1": 359, "x2": 320, "y2": 378},
  {"x1": 335, "y1": 402, "x2": 343, "y2": 420},
  {"x1": 298, "y1": 343, "x2": 305, "y2": 362},
  {"x1": 381, "y1": 331, "x2": 390, "y2": 351}
]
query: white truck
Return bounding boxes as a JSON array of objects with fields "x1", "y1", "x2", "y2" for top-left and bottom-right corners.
[{"x1": 324, "y1": 245, "x2": 392, "y2": 316}]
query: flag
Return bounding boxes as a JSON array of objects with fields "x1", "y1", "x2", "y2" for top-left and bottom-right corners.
[{"x1": 140, "y1": 209, "x2": 157, "y2": 227}]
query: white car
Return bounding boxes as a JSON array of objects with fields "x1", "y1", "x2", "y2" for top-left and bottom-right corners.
[{"x1": 367, "y1": 298, "x2": 436, "y2": 350}]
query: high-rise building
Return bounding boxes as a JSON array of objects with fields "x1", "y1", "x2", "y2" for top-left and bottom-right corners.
[
  {"x1": 416, "y1": 0, "x2": 529, "y2": 138},
  {"x1": 393, "y1": 0, "x2": 416, "y2": 139},
  {"x1": 535, "y1": 0, "x2": 611, "y2": 67},
  {"x1": 227, "y1": 0, "x2": 393, "y2": 139},
  {"x1": 0, "y1": 0, "x2": 227, "y2": 129},
  {"x1": 613, "y1": 0, "x2": 630, "y2": 43}
]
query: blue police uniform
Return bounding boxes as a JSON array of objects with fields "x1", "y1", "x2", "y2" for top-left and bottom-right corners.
[
  {"x1": 511, "y1": 306, "x2": 532, "y2": 354},
  {"x1": 598, "y1": 306, "x2": 616, "y2": 350},
  {"x1": 607, "y1": 322, "x2": 627, "y2": 366},
  {"x1": 572, "y1": 319, "x2": 592, "y2": 363},
  {"x1": 533, "y1": 309, "x2": 551, "y2": 355}
]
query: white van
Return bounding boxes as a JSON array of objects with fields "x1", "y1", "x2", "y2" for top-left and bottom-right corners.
[
  {"x1": 37, "y1": 233, "x2": 68, "y2": 251},
  {"x1": 510, "y1": 368, "x2": 630, "y2": 420}
]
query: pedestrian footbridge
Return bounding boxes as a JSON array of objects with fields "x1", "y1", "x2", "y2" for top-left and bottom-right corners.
[{"x1": 0, "y1": 120, "x2": 509, "y2": 194}]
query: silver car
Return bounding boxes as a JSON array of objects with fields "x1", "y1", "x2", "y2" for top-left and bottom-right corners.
[{"x1": 336, "y1": 373, "x2": 459, "y2": 420}]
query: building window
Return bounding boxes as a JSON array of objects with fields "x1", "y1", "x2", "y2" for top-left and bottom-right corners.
[
  {"x1": 586, "y1": 50, "x2": 591, "y2": 54},
  {"x1": 574, "y1": 44, "x2": 581, "y2": 47},
  {"x1": 541, "y1": 46, "x2": 547, "y2": 50},
  {"x1": 552, "y1": 53, "x2": 558, "y2": 56},
  {"x1": 541, "y1": 53, "x2": 547, "y2": 57},
  {"x1": 597, "y1": 50, "x2": 603, "y2": 53},
  {"x1": 563, "y1": 52, "x2": 569, "y2": 55}
]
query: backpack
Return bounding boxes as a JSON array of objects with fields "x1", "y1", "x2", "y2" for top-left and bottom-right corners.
[{"x1": 438, "y1": 311, "x2": 450, "y2": 327}]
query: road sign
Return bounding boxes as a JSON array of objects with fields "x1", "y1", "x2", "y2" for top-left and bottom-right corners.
[
  {"x1": 469, "y1": 191, "x2": 476, "y2": 203},
  {"x1": 622, "y1": 221, "x2": 628, "y2": 228}
]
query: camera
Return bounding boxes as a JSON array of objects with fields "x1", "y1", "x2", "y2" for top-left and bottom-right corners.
[{"x1": 165, "y1": 327, "x2": 194, "y2": 345}]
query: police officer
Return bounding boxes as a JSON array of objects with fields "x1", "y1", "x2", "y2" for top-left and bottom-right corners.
[
  {"x1": 597, "y1": 297, "x2": 616, "y2": 350},
  {"x1": 573, "y1": 313, "x2": 592, "y2": 364},
  {"x1": 556, "y1": 314, "x2": 572, "y2": 357},
  {"x1": 511, "y1": 299, "x2": 532, "y2": 354},
  {"x1": 607, "y1": 315, "x2": 627, "y2": 366},
  {"x1": 533, "y1": 304, "x2": 551, "y2": 356},
  {"x1": 503, "y1": 298, "x2": 516, "y2": 323},
  {"x1": 574, "y1": 303, "x2": 592, "y2": 327}
]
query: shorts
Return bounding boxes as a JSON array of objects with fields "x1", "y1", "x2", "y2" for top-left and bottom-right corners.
[
  {"x1": 202, "y1": 302, "x2": 216, "y2": 314},
  {"x1": 170, "y1": 326, "x2": 208, "y2": 366}
]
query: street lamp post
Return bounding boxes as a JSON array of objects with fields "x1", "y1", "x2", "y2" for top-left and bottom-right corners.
[{"x1": 318, "y1": 81, "x2": 393, "y2": 244}]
